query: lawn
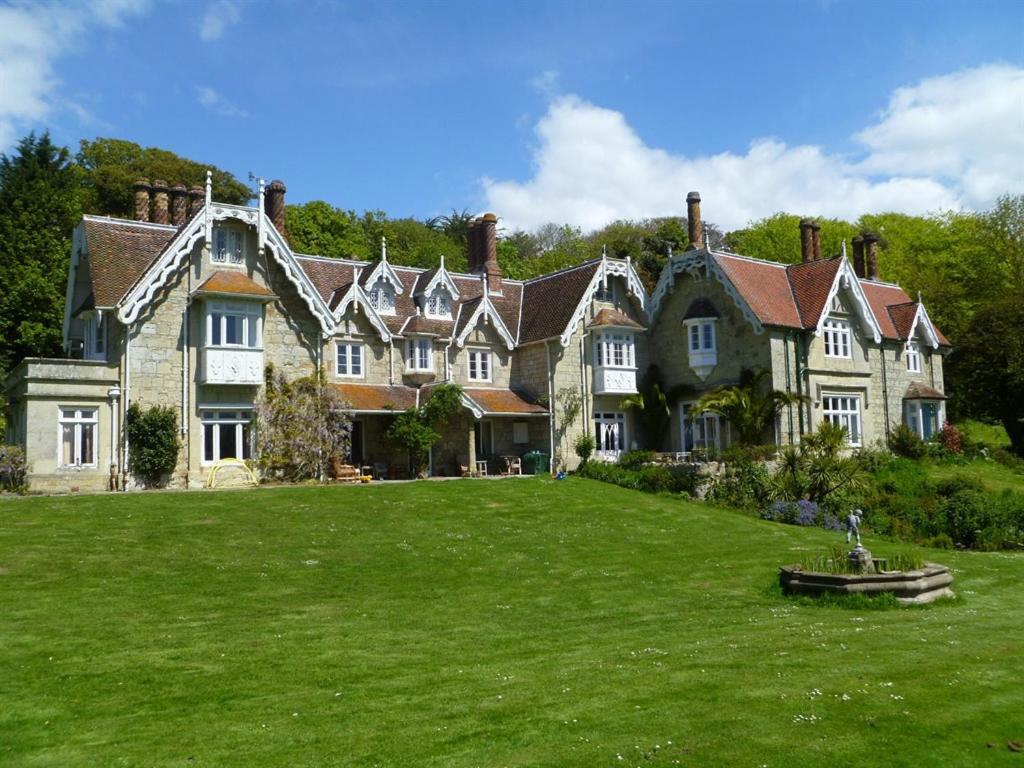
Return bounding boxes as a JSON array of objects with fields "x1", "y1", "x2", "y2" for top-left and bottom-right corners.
[{"x1": 2, "y1": 478, "x2": 1022, "y2": 767}]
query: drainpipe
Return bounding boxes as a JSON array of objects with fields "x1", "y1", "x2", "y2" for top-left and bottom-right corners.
[
  {"x1": 545, "y1": 339, "x2": 556, "y2": 475},
  {"x1": 578, "y1": 316, "x2": 591, "y2": 437},
  {"x1": 388, "y1": 339, "x2": 395, "y2": 385},
  {"x1": 107, "y1": 385, "x2": 120, "y2": 490},
  {"x1": 880, "y1": 342, "x2": 891, "y2": 447},
  {"x1": 793, "y1": 331, "x2": 805, "y2": 438},
  {"x1": 123, "y1": 324, "x2": 132, "y2": 489},
  {"x1": 182, "y1": 272, "x2": 192, "y2": 486},
  {"x1": 783, "y1": 331, "x2": 794, "y2": 445}
]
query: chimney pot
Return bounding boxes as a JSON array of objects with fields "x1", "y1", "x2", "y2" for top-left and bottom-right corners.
[
  {"x1": 799, "y1": 218, "x2": 815, "y2": 263},
  {"x1": 151, "y1": 180, "x2": 170, "y2": 225},
  {"x1": 863, "y1": 232, "x2": 880, "y2": 280},
  {"x1": 170, "y1": 184, "x2": 188, "y2": 226},
  {"x1": 132, "y1": 178, "x2": 151, "y2": 222},
  {"x1": 851, "y1": 234, "x2": 865, "y2": 278},
  {"x1": 188, "y1": 186, "x2": 204, "y2": 218},
  {"x1": 685, "y1": 191, "x2": 703, "y2": 251},
  {"x1": 265, "y1": 179, "x2": 287, "y2": 239}
]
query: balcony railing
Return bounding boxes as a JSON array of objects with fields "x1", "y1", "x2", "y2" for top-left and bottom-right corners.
[
  {"x1": 592, "y1": 366, "x2": 637, "y2": 395},
  {"x1": 201, "y1": 347, "x2": 264, "y2": 385}
]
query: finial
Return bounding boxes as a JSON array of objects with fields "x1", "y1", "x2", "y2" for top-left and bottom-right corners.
[
  {"x1": 703, "y1": 228, "x2": 711, "y2": 250},
  {"x1": 667, "y1": 245, "x2": 673, "y2": 259},
  {"x1": 440, "y1": 254, "x2": 445, "y2": 272},
  {"x1": 381, "y1": 236, "x2": 387, "y2": 261},
  {"x1": 917, "y1": 290, "x2": 922, "y2": 303},
  {"x1": 841, "y1": 240, "x2": 847, "y2": 259},
  {"x1": 204, "y1": 169, "x2": 212, "y2": 205},
  {"x1": 601, "y1": 244, "x2": 607, "y2": 259}
]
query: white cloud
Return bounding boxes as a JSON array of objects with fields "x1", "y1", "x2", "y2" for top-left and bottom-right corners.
[
  {"x1": 0, "y1": 0, "x2": 149, "y2": 150},
  {"x1": 199, "y1": 0, "x2": 241, "y2": 42},
  {"x1": 530, "y1": 69, "x2": 560, "y2": 97},
  {"x1": 196, "y1": 86, "x2": 248, "y2": 118},
  {"x1": 485, "y1": 64, "x2": 1024, "y2": 233}
]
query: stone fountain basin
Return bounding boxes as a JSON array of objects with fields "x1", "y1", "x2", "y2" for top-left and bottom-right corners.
[{"x1": 779, "y1": 563, "x2": 954, "y2": 604}]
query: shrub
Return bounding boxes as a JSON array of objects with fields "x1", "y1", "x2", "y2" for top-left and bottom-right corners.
[
  {"x1": 573, "y1": 433, "x2": 595, "y2": 466},
  {"x1": 125, "y1": 403, "x2": 180, "y2": 486},
  {"x1": 936, "y1": 423, "x2": 965, "y2": 454},
  {"x1": 761, "y1": 499, "x2": 821, "y2": 527},
  {"x1": 577, "y1": 460, "x2": 703, "y2": 496},
  {"x1": 707, "y1": 459, "x2": 773, "y2": 511},
  {"x1": 0, "y1": 445, "x2": 28, "y2": 492},
  {"x1": 720, "y1": 444, "x2": 778, "y2": 464},
  {"x1": 890, "y1": 424, "x2": 927, "y2": 459},
  {"x1": 618, "y1": 450, "x2": 654, "y2": 470}
]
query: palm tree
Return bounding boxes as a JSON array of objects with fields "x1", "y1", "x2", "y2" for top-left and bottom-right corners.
[
  {"x1": 620, "y1": 365, "x2": 691, "y2": 450},
  {"x1": 695, "y1": 368, "x2": 807, "y2": 446}
]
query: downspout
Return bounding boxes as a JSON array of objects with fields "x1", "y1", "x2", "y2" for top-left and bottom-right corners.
[
  {"x1": 122, "y1": 323, "x2": 132, "y2": 490},
  {"x1": 783, "y1": 331, "x2": 794, "y2": 444},
  {"x1": 880, "y1": 342, "x2": 891, "y2": 447},
  {"x1": 388, "y1": 339, "x2": 395, "y2": 385},
  {"x1": 793, "y1": 331, "x2": 805, "y2": 437},
  {"x1": 545, "y1": 339, "x2": 556, "y2": 475},
  {"x1": 182, "y1": 272, "x2": 191, "y2": 487},
  {"x1": 578, "y1": 317, "x2": 591, "y2": 436}
]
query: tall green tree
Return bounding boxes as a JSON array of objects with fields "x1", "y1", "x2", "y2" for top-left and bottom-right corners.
[
  {"x1": 76, "y1": 137, "x2": 250, "y2": 217},
  {"x1": 0, "y1": 132, "x2": 86, "y2": 372},
  {"x1": 695, "y1": 368, "x2": 807, "y2": 446}
]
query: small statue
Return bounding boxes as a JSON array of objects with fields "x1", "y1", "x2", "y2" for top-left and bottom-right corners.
[{"x1": 845, "y1": 509, "x2": 863, "y2": 547}]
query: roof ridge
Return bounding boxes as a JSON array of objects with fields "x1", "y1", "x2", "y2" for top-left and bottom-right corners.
[
  {"x1": 83, "y1": 214, "x2": 177, "y2": 231},
  {"x1": 523, "y1": 258, "x2": 601, "y2": 285},
  {"x1": 712, "y1": 250, "x2": 789, "y2": 269}
]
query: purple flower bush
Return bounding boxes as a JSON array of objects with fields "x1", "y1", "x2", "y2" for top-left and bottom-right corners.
[{"x1": 761, "y1": 499, "x2": 823, "y2": 528}]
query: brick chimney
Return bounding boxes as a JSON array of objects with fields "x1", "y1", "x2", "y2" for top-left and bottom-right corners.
[
  {"x1": 265, "y1": 179, "x2": 287, "y2": 237},
  {"x1": 800, "y1": 219, "x2": 815, "y2": 263},
  {"x1": 863, "y1": 232, "x2": 880, "y2": 280},
  {"x1": 480, "y1": 212, "x2": 502, "y2": 294},
  {"x1": 151, "y1": 180, "x2": 170, "y2": 225},
  {"x1": 466, "y1": 218, "x2": 479, "y2": 272},
  {"x1": 170, "y1": 184, "x2": 188, "y2": 226},
  {"x1": 133, "y1": 179, "x2": 151, "y2": 222},
  {"x1": 811, "y1": 221, "x2": 821, "y2": 261},
  {"x1": 188, "y1": 186, "x2": 204, "y2": 218},
  {"x1": 852, "y1": 234, "x2": 865, "y2": 278},
  {"x1": 685, "y1": 191, "x2": 703, "y2": 251}
]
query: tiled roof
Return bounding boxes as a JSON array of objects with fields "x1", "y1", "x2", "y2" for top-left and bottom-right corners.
[
  {"x1": 712, "y1": 253, "x2": 802, "y2": 328},
  {"x1": 83, "y1": 218, "x2": 176, "y2": 307},
  {"x1": 462, "y1": 387, "x2": 548, "y2": 415},
  {"x1": 518, "y1": 261, "x2": 600, "y2": 343},
  {"x1": 786, "y1": 257, "x2": 842, "y2": 328},
  {"x1": 403, "y1": 314, "x2": 453, "y2": 337},
  {"x1": 592, "y1": 307, "x2": 645, "y2": 329},
  {"x1": 331, "y1": 383, "x2": 418, "y2": 412},
  {"x1": 904, "y1": 382, "x2": 946, "y2": 400},
  {"x1": 294, "y1": 256, "x2": 357, "y2": 307},
  {"x1": 195, "y1": 270, "x2": 274, "y2": 298},
  {"x1": 859, "y1": 281, "x2": 912, "y2": 339},
  {"x1": 887, "y1": 301, "x2": 920, "y2": 341}
]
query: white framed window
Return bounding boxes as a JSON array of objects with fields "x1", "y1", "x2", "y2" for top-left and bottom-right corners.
[
  {"x1": 684, "y1": 318, "x2": 717, "y2": 376},
  {"x1": 84, "y1": 314, "x2": 106, "y2": 361},
  {"x1": 425, "y1": 288, "x2": 451, "y2": 319},
  {"x1": 201, "y1": 409, "x2": 252, "y2": 464},
  {"x1": 406, "y1": 338, "x2": 433, "y2": 371},
  {"x1": 681, "y1": 402, "x2": 720, "y2": 452},
  {"x1": 336, "y1": 342, "x2": 364, "y2": 377},
  {"x1": 823, "y1": 318, "x2": 851, "y2": 358},
  {"x1": 212, "y1": 228, "x2": 244, "y2": 264},
  {"x1": 905, "y1": 341, "x2": 921, "y2": 373},
  {"x1": 822, "y1": 395, "x2": 861, "y2": 446},
  {"x1": 58, "y1": 407, "x2": 98, "y2": 468},
  {"x1": 594, "y1": 412, "x2": 626, "y2": 455},
  {"x1": 687, "y1": 321, "x2": 716, "y2": 354},
  {"x1": 369, "y1": 280, "x2": 396, "y2": 315},
  {"x1": 904, "y1": 400, "x2": 942, "y2": 440},
  {"x1": 206, "y1": 302, "x2": 262, "y2": 349},
  {"x1": 595, "y1": 332, "x2": 635, "y2": 369},
  {"x1": 468, "y1": 349, "x2": 491, "y2": 381}
]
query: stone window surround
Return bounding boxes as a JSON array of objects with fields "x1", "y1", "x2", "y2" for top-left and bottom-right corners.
[{"x1": 467, "y1": 348, "x2": 491, "y2": 382}]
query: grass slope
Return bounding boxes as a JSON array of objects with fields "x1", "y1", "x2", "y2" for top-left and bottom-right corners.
[{"x1": 1, "y1": 478, "x2": 1022, "y2": 767}]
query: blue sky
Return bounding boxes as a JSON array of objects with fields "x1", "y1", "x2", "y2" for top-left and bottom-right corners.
[{"x1": 2, "y1": 0, "x2": 1022, "y2": 231}]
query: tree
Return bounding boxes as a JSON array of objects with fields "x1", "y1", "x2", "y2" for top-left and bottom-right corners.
[
  {"x1": 285, "y1": 200, "x2": 370, "y2": 259},
  {"x1": 385, "y1": 383, "x2": 463, "y2": 476},
  {"x1": 125, "y1": 402, "x2": 180, "y2": 486},
  {"x1": 76, "y1": 138, "x2": 250, "y2": 217},
  {"x1": 772, "y1": 422, "x2": 868, "y2": 504},
  {"x1": 695, "y1": 368, "x2": 806, "y2": 446},
  {"x1": 620, "y1": 365, "x2": 671, "y2": 450},
  {"x1": 0, "y1": 132, "x2": 86, "y2": 372},
  {"x1": 254, "y1": 366, "x2": 353, "y2": 481}
]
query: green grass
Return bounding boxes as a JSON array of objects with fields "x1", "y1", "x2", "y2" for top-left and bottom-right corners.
[
  {"x1": 960, "y1": 418, "x2": 1011, "y2": 449},
  {"x1": 2, "y1": 478, "x2": 1023, "y2": 767},
  {"x1": 925, "y1": 458, "x2": 1024, "y2": 494}
]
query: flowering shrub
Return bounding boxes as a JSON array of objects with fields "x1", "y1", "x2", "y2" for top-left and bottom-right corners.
[
  {"x1": 761, "y1": 499, "x2": 820, "y2": 527},
  {"x1": 0, "y1": 444, "x2": 28, "y2": 492},
  {"x1": 936, "y1": 423, "x2": 964, "y2": 454}
]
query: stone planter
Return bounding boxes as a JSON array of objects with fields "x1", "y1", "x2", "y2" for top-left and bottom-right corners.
[{"x1": 779, "y1": 563, "x2": 954, "y2": 604}]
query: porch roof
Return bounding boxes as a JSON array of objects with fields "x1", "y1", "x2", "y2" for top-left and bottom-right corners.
[
  {"x1": 331, "y1": 383, "x2": 418, "y2": 413},
  {"x1": 462, "y1": 387, "x2": 548, "y2": 416},
  {"x1": 904, "y1": 382, "x2": 946, "y2": 400}
]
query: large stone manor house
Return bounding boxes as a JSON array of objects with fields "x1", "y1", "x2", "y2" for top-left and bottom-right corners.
[{"x1": 3, "y1": 178, "x2": 950, "y2": 492}]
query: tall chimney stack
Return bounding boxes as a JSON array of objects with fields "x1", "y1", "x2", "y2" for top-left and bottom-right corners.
[
  {"x1": 188, "y1": 186, "x2": 204, "y2": 218},
  {"x1": 132, "y1": 179, "x2": 151, "y2": 222},
  {"x1": 265, "y1": 179, "x2": 287, "y2": 237},
  {"x1": 170, "y1": 184, "x2": 188, "y2": 226},
  {"x1": 852, "y1": 234, "x2": 865, "y2": 278},
  {"x1": 466, "y1": 218, "x2": 479, "y2": 272},
  {"x1": 863, "y1": 232, "x2": 880, "y2": 280},
  {"x1": 480, "y1": 213, "x2": 502, "y2": 294},
  {"x1": 810, "y1": 221, "x2": 821, "y2": 261},
  {"x1": 799, "y1": 219, "x2": 815, "y2": 263},
  {"x1": 151, "y1": 180, "x2": 170, "y2": 225},
  {"x1": 685, "y1": 191, "x2": 703, "y2": 251}
]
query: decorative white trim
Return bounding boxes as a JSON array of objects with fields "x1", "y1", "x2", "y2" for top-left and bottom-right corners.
[
  {"x1": 460, "y1": 391, "x2": 484, "y2": 419},
  {"x1": 456, "y1": 295, "x2": 516, "y2": 350},
  {"x1": 707, "y1": 255, "x2": 764, "y2": 335},
  {"x1": 262, "y1": 219, "x2": 336, "y2": 334},
  {"x1": 909, "y1": 302, "x2": 941, "y2": 349},
  {"x1": 418, "y1": 257, "x2": 461, "y2": 300},
  {"x1": 332, "y1": 282, "x2": 392, "y2": 342},
  {"x1": 649, "y1": 250, "x2": 709, "y2": 321},
  {"x1": 815, "y1": 259, "x2": 882, "y2": 344},
  {"x1": 558, "y1": 258, "x2": 650, "y2": 347},
  {"x1": 363, "y1": 256, "x2": 406, "y2": 296}
]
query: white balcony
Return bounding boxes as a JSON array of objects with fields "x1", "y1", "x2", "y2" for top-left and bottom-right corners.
[
  {"x1": 593, "y1": 366, "x2": 637, "y2": 395},
  {"x1": 201, "y1": 347, "x2": 264, "y2": 385}
]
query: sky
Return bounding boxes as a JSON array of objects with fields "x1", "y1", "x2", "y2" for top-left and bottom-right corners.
[{"x1": 1, "y1": 0, "x2": 1022, "y2": 233}]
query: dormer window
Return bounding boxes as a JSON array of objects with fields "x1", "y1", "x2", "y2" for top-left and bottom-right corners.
[
  {"x1": 425, "y1": 288, "x2": 451, "y2": 318},
  {"x1": 684, "y1": 317, "x2": 717, "y2": 379},
  {"x1": 369, "y1": 280, "x2": 395, "y2": 315},
  {"x1": 905, "y1": 341, "x2": 921, "y2": 373},
  {"x1": 212, "y1": 228, "x2": 243, "y2": 264},
  {"x1": 823, "y1": 318, "x2": 851, "y2": 358}
]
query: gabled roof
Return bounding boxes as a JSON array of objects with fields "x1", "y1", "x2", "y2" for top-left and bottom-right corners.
[
  {"x1": 81, "y1": 217, "x2": 177, "y2": 307},
  {"x1": 518, "y1": 261, "x2": 602, "y2": 344},
  {"x1": 361, "y1": 254, "x2": 406, "y2": 295},
  {"x1": 454, "y1": 290, "x2": 517, "y2": 350},
  {"x1": 786, "y1": 257, "x2": 842, "y2": 328},
  {"x1": 414, "y1": 258, "x2": 461, "y2": 300}
]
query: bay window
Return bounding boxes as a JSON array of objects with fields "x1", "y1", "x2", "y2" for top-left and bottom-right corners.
[
  {"x1": 684, "y1": 318, "x2": 717, "y2": 378},
  {"x1": 681, "y1": 402, "x2": 720, "y2": 453},
  {"x1": 207, "y1": 302, "x2": 262, "y2": 348},
  {"x1": 595, "y1": 332, "x2": 635, "y2": 369},
  {"x1": 59, "y1": 407, "x2": 97, "y2": 468},
  {"x1": 406, "y1": 338, "x2": 433, "y2": 371}
]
